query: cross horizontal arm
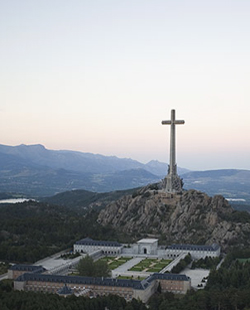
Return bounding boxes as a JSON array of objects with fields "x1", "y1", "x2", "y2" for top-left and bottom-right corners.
[{"x1": 161, "y1": 120, "x2": 185, "y2": 125}]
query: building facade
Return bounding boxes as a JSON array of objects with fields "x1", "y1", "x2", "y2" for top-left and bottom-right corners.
[
  {"x1": 14, "y1": 272, "x2": 191, "y2": 302},
  {"x1": 73, "y1": 238, "x2": 220, "y2": 260},
  {"x1": 8, "y1": 265, "x2": 46, "y2": 280},
  {"x1": 137, "y1": 239, "x2": 158, "y2": 255},
  {"x1": 166, "y1": 243, "x2": 221, "y2": 260},
  {"x1": 74, "y1": 237, "x2": 123, "y2": 255},
  {"x1": 148, "y1": 273, "x2": 191, "y2": 294}
]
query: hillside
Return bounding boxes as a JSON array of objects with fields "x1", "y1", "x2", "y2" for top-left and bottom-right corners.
[
  {"x1": 98, "y1": 185, "x2": 250, "y2": 249},
  {"x1": 41, "y1": 188, "x2": 137, "y2": 210},
  {"x1": 2, "y1": 184, "x2": 250, "y2": 264},
  {"x1": 0, "y1": 200, "x2": 120, "y2": 263}
]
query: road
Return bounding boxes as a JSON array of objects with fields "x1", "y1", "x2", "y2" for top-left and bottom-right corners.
[{"x1": 0, "y1": 273, "x2": 8, "y2": 281}]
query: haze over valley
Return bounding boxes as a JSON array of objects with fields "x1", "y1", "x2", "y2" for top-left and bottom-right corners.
[{"x1": 0, "y1": 144, "x2": 249, "y2": 206}]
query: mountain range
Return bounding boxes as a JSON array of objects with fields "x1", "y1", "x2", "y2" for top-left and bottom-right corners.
[
  {"x1": 0, "y1": 143, "x2": 178, "y2": 175},
  {"x1": 0, "y1": 144, "x2": 182, "y2": 196},
  {"x1": 0, "y1": 144, "x2": 249, "y2": 203}
]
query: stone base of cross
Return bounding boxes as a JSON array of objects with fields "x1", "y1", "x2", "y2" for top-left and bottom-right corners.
[{"x1": 162, "y1": 173, "x2": 183, "y2": 193}]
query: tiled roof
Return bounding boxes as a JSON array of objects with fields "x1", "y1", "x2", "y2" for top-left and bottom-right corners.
[
  {"x1": 15, "y1": 272, "x2": 190, "y2": 291},
  {"x1": 75, "y1": 237, "x2": 122, "y2": 248},
  {"x1": 167, "y1": 243, "x2": 220, "y2": 251},
  {"x1": 151, "y1": 273, "x2": 190, "y2": 281},
  {"x1": 144, "y1": 273, "x2": 190, "y2": 285},
  {"x1": 10, "y1": 264, "x2": 46, "y2": 273},
  {"x1": 16, "y1": 273, "x2": 146, "y2": 290},
  {"x1": 57, "y1": 284, "x2": 73, "y2": 295}
]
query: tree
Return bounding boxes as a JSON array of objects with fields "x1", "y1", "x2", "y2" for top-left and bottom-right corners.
[
  {"x1": 94, "y1": 259, "x2": 110, "y2": 277},
  {"x1": 77, "y1": 256, "x2": 111, "y2": 277},
  {"x1": 77, "y1": 255, "x2": 95, "y2": 277}
]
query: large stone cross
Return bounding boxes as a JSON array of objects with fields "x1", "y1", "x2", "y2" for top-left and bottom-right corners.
[{"x1": 162, "y1": 109, "x2": 185, "y2": 192}]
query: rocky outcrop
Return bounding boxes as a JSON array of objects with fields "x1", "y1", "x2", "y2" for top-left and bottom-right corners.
[{"x1": 97, "y1": 186, "x2": 250, "y2": 249}]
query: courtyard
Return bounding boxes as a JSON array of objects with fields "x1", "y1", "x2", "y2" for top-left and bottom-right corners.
[
  {"x1": 128, "y1": 258, "x2": 172, "y2": 273},
  {"x1": 98, "y1": 256, "x2": 132, "y2": 270}
]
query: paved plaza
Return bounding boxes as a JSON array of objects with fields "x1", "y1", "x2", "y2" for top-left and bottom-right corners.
[{"x1": 182, "y1": 268, "x2": 210, "y2": 289}]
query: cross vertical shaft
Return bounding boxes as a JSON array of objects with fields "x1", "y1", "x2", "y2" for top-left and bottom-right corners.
[
  {"x1": 170, "y1": 109, "x2": 176, "y2": 175},
  {"x1": 162, "y1": 109, "x2": 185, "y2": 192}
]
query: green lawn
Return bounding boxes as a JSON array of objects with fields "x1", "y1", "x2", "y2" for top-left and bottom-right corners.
[
  {"x1": 158, "y1": 259, "x2": 172, "y2": 265},
  {"x1": 108, "y1": 262, "x2": 120, "y2": 269},
  {"x1": 98, "y1": 257, "x2": 172, "y2": 273},
  {"x1": 147, "y1": 267, "x2": 163, "y2": 272},
  {"x1": 99, "y1": 256, "x2": 114, "y2": 262},
  {"x1": 98, "y1": 256, "x2": 132, "y2": 270},
  {"x1": 128, "y1": 258, "x2": 172, "y2": 272},
  {"x1": 129, "y1": 266, "x2": 144, "y2": 272},
  {"x1": 237, "y1": 258, "x2": 250, "y2": 263}
]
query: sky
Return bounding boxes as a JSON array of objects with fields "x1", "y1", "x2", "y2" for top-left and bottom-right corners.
[{"x1": 0, "y1": 0, "x2": 250, "y2": 171}]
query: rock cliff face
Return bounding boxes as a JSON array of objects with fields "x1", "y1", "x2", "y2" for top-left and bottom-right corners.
[{"x1": 97, "y1": 186, "x2": 250, "y2": 249}]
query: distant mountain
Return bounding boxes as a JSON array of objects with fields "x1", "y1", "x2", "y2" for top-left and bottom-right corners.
[
  {"x1": 0, "y1": 144, "x2": 188, "y2": 176},
  {"x1": 0, "y1": 144, "x2": 249, "y2": 202},
  {"x1": 182, "y1": 169, "x2": 250, "y2": 203},
  {"x1": 0, "y1": 144, "x2": 162, "y2": 196},
  {"x1": 0, "y1": 144, "x2": 145, "y2": 174}
]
